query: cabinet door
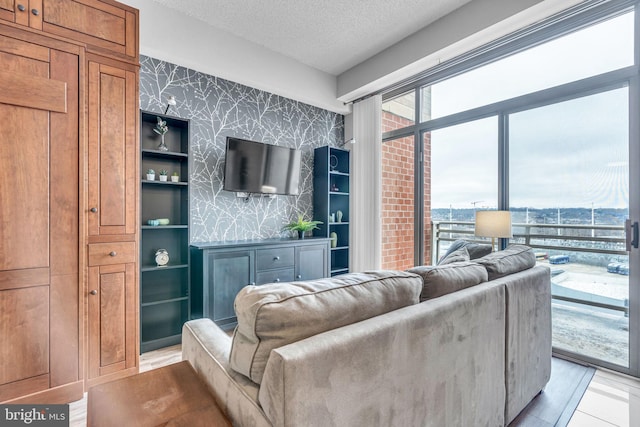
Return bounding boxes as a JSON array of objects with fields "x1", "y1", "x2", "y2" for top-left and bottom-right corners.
[
  {"x1": 206, "y1": 250, "x2": 254, "y2": 327},
  {"x1": 0, "y1": 0, "x2": 42, "y2": 29},
  {"x1": 295, "y1": 244, "x2": 328, "y2": 281},
  {"x1": 88, "y1": 60, "x2": 137, "y2": 237},
  {"x1": 87, "y1": 263, "x2": 137, "y2": 384},
  {"x1": 0, "y1": 31, "x2": 80, "y2": 401},
  {"x1": 41, "y1": 0, "x2": 138, "y2": 60}
]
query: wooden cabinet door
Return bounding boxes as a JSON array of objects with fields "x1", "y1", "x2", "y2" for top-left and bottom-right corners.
[
  {"x1": 206, "y1": 250, "x2": 254, "y2": 327},
  {"x1": 87, "y1": 263, "x2": 137, "y2": 385},
  {"x1": 295, "y1": 244, "x2": 328, "y2": 281},
  {"x1": 0, "y1": 0, "x2": 43, "y2": 29},
  {"x1": 0, "y1": 29, "x2": 81, "y2": 401},
  {"x1": 88, "y1": 60, "x2": 137, "y2": 237}
]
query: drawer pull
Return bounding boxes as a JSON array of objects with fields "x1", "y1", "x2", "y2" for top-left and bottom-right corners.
[
  {"x1": 274, "y1": 256, "x2": 280, "y2": 261},
  {"x1": 109, "y1": 251, "x2": 117, "y2": 257},
  {"x1": 90, "y1": 207, "x2": 98, "y2": 213},
  {"x1": 90, "y1": 290, "x2": 97, "y2": 295},
  {"x1": 31, "y1": 8, "x2": 39, "y2": 15},
  {"x1": 250, "y1": 282, "x2": 256, "y2": 286},
  {"x1": 17, "y1": 4, "x2": 25, "y2": 11},
  {"x1": 274, "y1": 278, "x2": 280, "y2": 282},
  {"x1": 296, "y1": 274, "x2": 302, "y2": 279}
]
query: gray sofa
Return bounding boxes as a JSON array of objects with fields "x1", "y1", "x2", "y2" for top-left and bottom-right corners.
[{"x1": 182, "y1": 244, "x2": 551, "y2": 426}]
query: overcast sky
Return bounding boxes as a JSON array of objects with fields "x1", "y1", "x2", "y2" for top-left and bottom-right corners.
[{"x1": 429, "y1": 12, "x2": 633, "y2": 209}]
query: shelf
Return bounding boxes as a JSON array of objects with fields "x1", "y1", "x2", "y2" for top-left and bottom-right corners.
[
  {"x1": 141, "y1": 263, "x2": 189, "y2": 273},
  {"x1": 142, "y1": 148, "x2": 188, "y2": 159},
  {"x1": 331, "y1": 268, "x2": 349, "y2": 276},
  {"x1": 329, "y1": 222, "x2": 349, "y2": 226},
  {"x1": 329, "y1": 191, "x2": 349, "y2": 196},
  {"x1": 142, "y1": 225, "x2": 188, "y2": 230},
  {"x1": 331, "y1": 246, "x2": 349, "y2": 251},
  {"x1": 142, "y1": 180, "x2": 188, "y2": 186},
  {"x1": 141, "y1": 295, "x2": 189, "y2": 308},
  {"x1": 329, "y1": 170, "x2": 349, "y2": 176}
]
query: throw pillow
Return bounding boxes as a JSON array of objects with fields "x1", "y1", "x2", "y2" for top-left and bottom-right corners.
[
  {"x1": 407, "y1": 262, "x2": 488, "y2": 301},
  {"x1": 475, "y1": 244, "x2": 536, "y2": 280},
  {"x1": 438, "y1": 246, "x2": 470, "y2": 265},
  {"x1": 229, "y1": 270, "x2": 423, "y2": 384},
  {"x1": 438, "y1": 239, "x2": 492, "y2": 264}
]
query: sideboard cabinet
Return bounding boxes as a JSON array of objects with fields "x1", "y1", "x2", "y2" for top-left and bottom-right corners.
[{"x1": 191, "y1": 239, "x2": 331, "y2": 329}]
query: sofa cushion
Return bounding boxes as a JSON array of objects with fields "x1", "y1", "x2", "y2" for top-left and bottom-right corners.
[
  {"x1": 475, "y1": 244, "x2": 536, "y2": 280},
  {"x1": 229, "y1": 270, "x2": 423, "y2": 384},
  {"x1": 438, "y1": 246, "x2": 470, "y2": 265},
  {"x1": 407, "y1": 262, "x2": 488, "y2": 301},
  {"x1": 438, "y1": 239, "x2": 492, "y2": 264}
]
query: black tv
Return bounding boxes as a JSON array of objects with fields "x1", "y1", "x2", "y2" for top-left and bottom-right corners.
[{"x1": 223, "y1": 137, "x2": 302, "y2": 195}]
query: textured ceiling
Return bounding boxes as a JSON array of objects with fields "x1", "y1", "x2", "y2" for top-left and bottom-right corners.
[{"x1": 149, "y1": 0, "x2": 474, "y2": 75}]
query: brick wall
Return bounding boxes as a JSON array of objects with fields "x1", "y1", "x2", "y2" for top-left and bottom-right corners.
[{"x1": 381, "y1": 111, "x2": 432, "y2": 270}]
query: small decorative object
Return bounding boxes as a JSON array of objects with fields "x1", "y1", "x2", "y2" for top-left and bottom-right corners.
[
  {"x1": 282, "y1": 214, "x2": 322, "y2": 240},
  {"x1": 157, "y1": 218, "x2": 170, "y2": 225},
  {"x1": 330, "y1": 231, "x2": 338, "y2": 248},
  {"x1": 329, "y1": 154, "x2": 338, "y2": 171},
  {"x1": 155, "y1": 249, "x2": 169, "y2": 267},
  {"x1": 153, "y1": 116, "x2": 169, "y2": 151},
  {"x1": 146, "y1": 169, "x2": 155, "y2": 181},
  {"x1": 171, "y1": 172, "x2": 180, "y2": 182},
  {"x1": 336, "y1": 210, "x2": 343, "y2": 222},
  {"x1": 329, "y1": 213, "x2": 335, "y2": 223},
  {"x1": 331, "y1": 183, "x2": 339, "y2": 192},
  {"x1": 159, "y1": 169, "x2": 168, "y2": 182},
  {"x1": 147, "y1": 219, "x2": 160, "y2": 226}
]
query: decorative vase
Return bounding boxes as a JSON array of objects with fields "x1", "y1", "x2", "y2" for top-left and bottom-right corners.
[
  {"x1": 336, "y1": 210, "x2": 343, "y2": 222},
  {"x1": 159, "y1": 175, "x2": 168, "y2": 182},
  {"x1": 171, "y1": 175, "x2": 179, "y2": 182},
  {"x1": 158, "y1": 133, "x2": 168, "y2": 151},
  {"x1": 146, "y1": 174, "x2": 155, "y2": 181},
  {"x1": 330, "y1": 232, "x2": 337, "y2": 248},
  {"x1": 298, "y1": 230, "x2": 305, "y2": 239}
]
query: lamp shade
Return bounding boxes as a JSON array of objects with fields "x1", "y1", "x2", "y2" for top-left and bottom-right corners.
[{"x1": 475, "y1": 210, "x2": 513, "y2": 238}]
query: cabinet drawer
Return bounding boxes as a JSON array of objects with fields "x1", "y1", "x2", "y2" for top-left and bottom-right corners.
[
  {"x1": 88, "y1": 242, "x2": 136, "y2": 266},
  {"x1": 256, "y1": 268, "x2": 294, "y2": 285},
  {"x1": 256, "y1": 247, "x2": 294, "y2": 270}
]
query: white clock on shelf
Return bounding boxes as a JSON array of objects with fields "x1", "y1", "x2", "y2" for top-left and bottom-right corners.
[{"x1": 155, "y1": 249, "x2": 169, "y2": 267}]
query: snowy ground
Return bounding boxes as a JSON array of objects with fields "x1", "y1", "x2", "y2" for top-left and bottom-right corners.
[{"x1": 541, "y1": 260, "x2": 630, "y2": 367}]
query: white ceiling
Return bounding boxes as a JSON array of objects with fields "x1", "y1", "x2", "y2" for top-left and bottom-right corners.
[{"x1": 149, "y1": 0, "x2": 474, "y2": 76}]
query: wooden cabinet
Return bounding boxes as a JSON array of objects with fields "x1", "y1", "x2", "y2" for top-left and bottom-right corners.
[
  {"x1": 0, "y1": 0, "x2": 137, "y2": 61},
  {"x1": 0, "y1": 0, "x2": 139, "y2": 403},
  {"x1": 0, "y1": 24, "x2": 83, "y2": 403},
  {"x1": 140, "y1": 111, "x2": 190, "y2": 352},
  {"x1": 314, "y1": 146, "x2": 351, "y2": 275},
  {"x1": 88, "y1": 59, "x2": 138, "y2": 238},
  {"x1": 87, "y1": 262, "x2": 137, "y2": 386},
  {"x1": 191, "y1": 239, "x2": 330, "y2": 329}
]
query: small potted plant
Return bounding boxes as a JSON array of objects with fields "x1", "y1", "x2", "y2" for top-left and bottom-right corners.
[
  {"x1": 159, "y1": 169, "x2": 168, "y2": 182},
  {"x1": 171, "y1": 171, "x2": 180, "y2": 182},
  {"x1": 282, "y1": 214, "x2": 322, "y2": 239},
  {"x1": 146, "y1": 168, "x2": 155, "y2": 181}
]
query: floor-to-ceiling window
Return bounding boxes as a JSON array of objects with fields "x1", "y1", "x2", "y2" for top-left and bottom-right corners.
[{"x1": 381, "y1": 0, "x2": 639, "y2": 375}]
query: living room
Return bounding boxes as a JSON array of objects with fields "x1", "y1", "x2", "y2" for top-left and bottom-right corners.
[{"x1": 1, "y1": 0, "x2": 639, "y2": 425}]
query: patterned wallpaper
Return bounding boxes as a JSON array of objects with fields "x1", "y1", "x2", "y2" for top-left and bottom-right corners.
[{"x1": 139, "y1": 55, "x2": 344, "y2": 243}]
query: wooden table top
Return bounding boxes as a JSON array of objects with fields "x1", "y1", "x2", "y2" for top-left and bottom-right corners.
[{"x1": 87, "y1": 361, "x2": 231, "y2": 427}]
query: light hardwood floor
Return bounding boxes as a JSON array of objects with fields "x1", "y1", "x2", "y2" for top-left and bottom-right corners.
[{"x1": 70, "y1": 345, "x2": 639, "y2": 426}]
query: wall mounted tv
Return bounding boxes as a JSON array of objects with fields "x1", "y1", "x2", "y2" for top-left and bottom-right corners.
[{"x1": 223, "y1": 137, "x2": 302, "y2": 196}]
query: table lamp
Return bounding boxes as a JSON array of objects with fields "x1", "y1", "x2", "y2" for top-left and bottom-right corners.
[{"x1": 475, "y1": 210, "x2": 512, "y2": 251}]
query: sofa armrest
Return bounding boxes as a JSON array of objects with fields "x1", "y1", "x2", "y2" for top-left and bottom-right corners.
[
  {"x1": 502, "y1": 266, "x2": 552, "y2": 423},
  {"x1": 182, "y1": 319, "x2": 271, "y2": 427},
  {"x1": 258, "y1": 282, "x2": 506, "y2": 427}
]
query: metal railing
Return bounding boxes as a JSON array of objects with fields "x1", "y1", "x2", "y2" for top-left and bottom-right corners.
[{"x1": 432, "y1": 220, "x2": 629, "y2": 315}]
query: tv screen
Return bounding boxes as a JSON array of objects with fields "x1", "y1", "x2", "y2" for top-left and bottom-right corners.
[{"x1": 223, "y1": 137, "x2": 302, "y2": 195}]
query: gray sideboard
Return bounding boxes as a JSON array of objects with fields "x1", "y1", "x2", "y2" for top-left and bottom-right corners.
[{"x1": 190, "y1": 238, "x2": 331, "y2": 329}]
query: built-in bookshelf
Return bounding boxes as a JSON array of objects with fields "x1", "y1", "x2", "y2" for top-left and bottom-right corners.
[
  {"x1": 140, "y1": 110, "x2": 190, "y2": 352},
  {"x1": 313, "y1": 146, "x2": 350, "y2": 276}
]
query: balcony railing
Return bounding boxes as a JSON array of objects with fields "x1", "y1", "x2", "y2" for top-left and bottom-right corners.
[{"x1": 432, "y1": 220, "x2": 628, "y2": 315}]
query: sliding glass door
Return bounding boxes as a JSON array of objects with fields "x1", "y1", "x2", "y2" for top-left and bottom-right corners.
[{"x1": 509, "y1": 87, "x2": 631, "y2": 369}]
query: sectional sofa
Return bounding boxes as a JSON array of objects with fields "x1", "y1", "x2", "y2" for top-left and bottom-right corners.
[{"x1": 182, "y1": 244, "x2": 551, "y2": 426}]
